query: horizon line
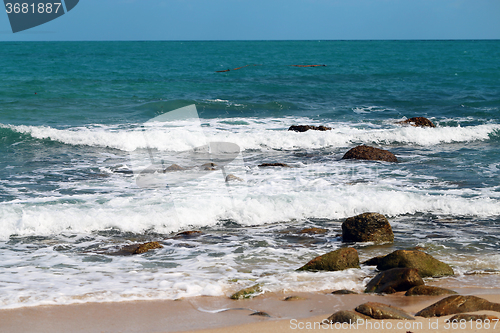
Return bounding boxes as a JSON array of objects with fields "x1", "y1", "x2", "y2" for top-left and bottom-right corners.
[{"x1": 1, "y1": 38, "x2": 500, "y2": 42}]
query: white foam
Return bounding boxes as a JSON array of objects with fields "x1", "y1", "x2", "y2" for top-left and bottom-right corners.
[
  {"x1": 3, "y1": 119, "x2": 499, "y2": 152},
  {"x1": 1, "y1": 181, "x2": 499, "y2": 240}
]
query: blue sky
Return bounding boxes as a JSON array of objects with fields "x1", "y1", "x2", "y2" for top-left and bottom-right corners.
[{"x1": 1, "y1": 0, "x2": 499, "y2": 41}]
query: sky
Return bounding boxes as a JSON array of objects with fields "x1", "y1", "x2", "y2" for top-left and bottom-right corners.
[{"x1": 1, "y1": 0, "x2": 499, "y2": 41}]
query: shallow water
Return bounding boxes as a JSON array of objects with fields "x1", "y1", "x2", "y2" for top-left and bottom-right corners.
[{"x1": 0, "y1": 40, "x2": 499, "y2": 308}]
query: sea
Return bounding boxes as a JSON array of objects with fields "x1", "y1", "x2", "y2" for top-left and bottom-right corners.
[{"x1": 0, "y1": 40, "x2": 499, "y2": 309}]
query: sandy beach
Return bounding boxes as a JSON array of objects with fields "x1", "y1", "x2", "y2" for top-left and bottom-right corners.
[{"x1": 1, "y1": 285, "x2": 499, "y2": 333}]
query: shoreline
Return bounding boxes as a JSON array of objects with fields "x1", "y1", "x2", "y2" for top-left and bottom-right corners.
[{"x1": 1, "y1": 285, "x2": 500, "y2": 333}]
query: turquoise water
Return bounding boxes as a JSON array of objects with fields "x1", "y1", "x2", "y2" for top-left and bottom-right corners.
[{"x1": 0, "y1": 40, "x2": 499, "y2": 308}]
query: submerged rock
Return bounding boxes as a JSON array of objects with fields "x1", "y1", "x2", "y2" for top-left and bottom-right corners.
[
  {"x1": 288, "y1": 125, "x2": 332, "y2": 132},
  {"x1": 342, "y1": 212, "x2": 394, "y2": 243},
  {"x1": 299, "y1": 227, "x2": 328, "y2": 234},
  {"x1": 416, "y1": 295, "x2": 500, "y2": 318},
  {"x1": 164, "y1": 164, "x2": 185, "y2": 171},
  {"x1": 225, "y1": 174, "x2": 244, "y2": 182},
  {"x1": 297, "y1": 247, "x2": 360, "y2": 272},
  {"x1": 377, "y1": 249, "x2": 454, "y2": 278},
  {"x1": 133, "y1": 241, "x2": 163, "y2": 254},
  {"x1": 202, "y1": 162, "x2": 218, "y2": 170},
  {"x1": 365, "y1": 268, "x2": 424, "y2": 294},
  {"x1": 327, "y1": 310, "x2": 370, "y2": 323},
  {"x1": 250, "y1": 311, "x2": 270, "y2": 317},
  {"x1": 342, "y1": 145, "x2": 398, "y2": 163},
  {"x1": 405, "y1": 285, "x2": 457, "y2": 296},
  {"x1": 399, "y1": 117, "x2": 436, "y2": 128},
  {"x1": 109, "y1": 241, "x2": 163, "y2": 256},
  {"x1": 284, "y1": 295, "x2": 307, "y2": 301},
  {"x1": 174, "y1": 230, "x2": 202, "y2": 239},
  {"x1": 331, "y1": 290, "x2": 359, "y2": 295},
  {"x1": 355, "y1": 302, "x2": 415, "y2": 320},
  {"x1": 258, "y1": 163, "x2": 291, "y2": 168},
  {"x1": 230, "y1": 284, "x2": 263, "y2": 300}
]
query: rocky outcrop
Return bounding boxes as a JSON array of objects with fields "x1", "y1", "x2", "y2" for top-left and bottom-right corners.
[
  {"x1": 416, "y1": 295, "x2": 500, "y2": 318},
  {"x1": 342, "y1": 213, "x2": 394, "y2": 243},
  {"x1": 288, "y1": 125, "x2": 332, "y2": 132},
  {"x1": 377, "y1": 250, "x2": 454, "y2": 278},
  {"x1": 327, "y1": 310, "x2": 370, "y2": 323},
  {"x1": 355, "y1": 302, "x2": 415, "y2": 320},
  {"x1": 342, "y1": 145, "x2": 398, "y2": 163},
  {"x1": 225, "y1": 174, "x2": 243, "y2": 182},
  {"x1": 297, "y1": 248, "x2": 360, "y2": 272},
  {"x1": 299, "y1": 227, "x2": 328, "y2": 234},
  {"x1": 405, "y1": 285, "x2": 457, "y2": 296},
  {"x1": 400, "y1": 117, "x2": 436, "y2": 128},
  {"x1": 230, "y1": 284, "x2": 263, "y2": 300},
  {"x1": 258, "y1": 163, "x2": 291, "y2": 167},
  {"x1": 364, "y1": 268, "x2": 424, "y2": 294},
  {"x1": 447, "y1": 314, "x2": 499, "y2": 322},
  {"x1": 133, "y1": 241, "x2": 163, "y2": 254}
]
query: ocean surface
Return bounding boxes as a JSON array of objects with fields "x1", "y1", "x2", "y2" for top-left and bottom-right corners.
[{"x1": 0, "y1": 40, "x2": 499, "y2": 309}]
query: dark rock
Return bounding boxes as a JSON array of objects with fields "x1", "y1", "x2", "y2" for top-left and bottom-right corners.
[
  {"x1": 299, "y1": 227, "x2": 328, "y2": 234},
  {"x1": 250, "y1": 311, "x2": 270, "y2": 317},
  {"x1": 288, "y1": 125, "x2": 332, "y2": 132},
  {"x1": 342, "y1": 145, "x2": 398, "y2": 163},
  {"x1": 377, "y1": 250, "x2": 454, "y2": 278},
  {"x1": 133, "y1": 241, "x2": 163, "y2": 254},
  {"x1": 297, "y1": 248, "x2": 360, "y2": 271},
  {"x1": 400, "y1": 117, "x2": 436, "y2": 128},
  {"x1": 416, "y1": 295, "x2": 500, "y2": 318},
  {"x1": 107, "y1": 242, "x2": 164, "y2": 256},
  {"x1": 230, "y1": 284, "x2": 263, "y2": 300},
  {"x1": 355, "y1": 302, "x2": 415, "y2": 320},
  {"x1": 327, "y1": 310, "x2": 370, "y2": 323},
  {"x1": 225, "y1": 174, "x2": 243, "y2": 182},
  {"x1": 362, "y1": 256, "x2": 385, "y2": 266},
  {"x1": 331, "y1": 290, "x2": 358, "y2": 295},
  {"x1": 258, "y1": 163, "x2": 291, "y2": 168},
  {"x1": 447, "y1": 314, "x2": 499, "y2": 322},
  {"x1": 202, "y1": 162, "x2": 218, "y2": 170},
  {"x1": 405, "y1": 285, "x2": 457, "y2": 296},
  {"x1": 174, "y1": 230, "x2": 202, "y2": 239},
  {"x1": 284, "y1": 296, "x2": 307, "y2": 301},
  {"x1": 365, "y1": 268, "x2": 424, "y2": 294},
  {"x1": 342, "y1": 212, "x2": 394, "y2": 243},
  {"x1": 164, "y1": 164, "x2": 184, "y2": 171}
]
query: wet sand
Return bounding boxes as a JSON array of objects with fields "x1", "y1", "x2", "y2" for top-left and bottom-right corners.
[{"x1": 1, "y1": 286, "x2": 499, "y2": 333}]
